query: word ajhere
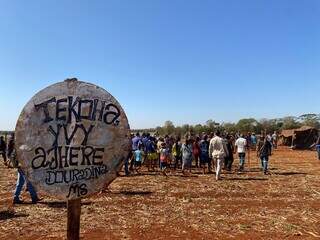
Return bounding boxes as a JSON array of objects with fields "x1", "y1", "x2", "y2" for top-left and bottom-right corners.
[
  {"x1": 45, "y1": 164, "x2": 109, "y2": 185},
  {"x1": 35, "y1": 96, "x2": 121, "y2": 126},
  {"x1": 32, "y1": 146, "x2": 104, "y2": 170}
]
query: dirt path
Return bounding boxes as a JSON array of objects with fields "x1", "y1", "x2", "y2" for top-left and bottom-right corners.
[{"x1": 1, "y1": 148, "x2": 320, "y2": 239}]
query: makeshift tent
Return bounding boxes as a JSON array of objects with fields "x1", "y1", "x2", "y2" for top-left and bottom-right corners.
[{"x1": 279, "y1": 126, "x2": 319, "y2": 149}]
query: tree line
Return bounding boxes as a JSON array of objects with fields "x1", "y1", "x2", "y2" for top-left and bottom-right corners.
[{"x1": 134, "y1": 114, "x2": 320, "y2": 136}]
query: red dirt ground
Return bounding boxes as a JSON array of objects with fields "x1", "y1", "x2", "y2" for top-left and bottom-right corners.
[{"x1": 1, "y1": 147, "x2": 320, "y2": 240}]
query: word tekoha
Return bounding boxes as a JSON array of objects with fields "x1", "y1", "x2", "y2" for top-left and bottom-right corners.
[{"x1": 35, "y1": 96, "x2": 121, "y2": 125}]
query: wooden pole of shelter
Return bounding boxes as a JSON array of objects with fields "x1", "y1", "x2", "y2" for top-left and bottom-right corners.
[{"x1": 67, "y1": 199, "x2": 81, "y2": 240}]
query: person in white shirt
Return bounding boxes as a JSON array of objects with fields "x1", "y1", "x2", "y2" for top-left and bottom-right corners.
[
  {"x1": 209, "y1": 130, "x2": 228, "y2": 181},
  {"x1": 235, "y1": 134, "x2": 247, "y2": 172}
]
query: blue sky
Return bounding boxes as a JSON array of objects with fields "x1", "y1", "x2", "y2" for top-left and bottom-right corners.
[{"x1": 0, "y1": 0, "x2": 319, "y2": 130}]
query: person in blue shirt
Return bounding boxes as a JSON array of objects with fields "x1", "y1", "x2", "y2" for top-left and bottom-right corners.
[
  {"x1": 134, "y1": 146, "x2": 144, "y2": 174},
  {"x1": 251, "y1": 133, "x2": 257, "y2": 150},
  {"x1": 130, "y1": 132, "x2": 142, "y2": 171},
  {"x1": 132, "y1": 132, "x2": 142, "y2": 151},
  {"x1": 8, "y1": 136, "x2": 41, "y2": 204}
]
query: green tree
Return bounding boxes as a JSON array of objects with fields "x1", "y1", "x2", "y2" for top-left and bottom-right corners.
[
  {"x1": 222, "y1": 122, "x2": 237, "y2": 133},
  {"x1": 206, "y1": 119, "x2": 219, "y2": 132},
  {"x1": 298, "y1": 114, "x2": 320, "y2": 129},
  {"x1": 163, "y1": 121, "x2": 175, "y2": 135},
  {"x1": 236, "y1": 118, "x2": 259, "y2": 133},
  {"x1": 181, "y1": 124, "x2": 190, "y2": 136},
  {"x1": 280, "y1": 116, "x2": 301, "y2": 130},
  {"x1": 259, "y1": 118, "x2": 282, "y2": 133}
]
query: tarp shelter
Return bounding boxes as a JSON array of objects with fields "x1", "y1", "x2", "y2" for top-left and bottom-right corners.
[{"x1": 279, "y1": 126, "x2": 319, "y2": 149}]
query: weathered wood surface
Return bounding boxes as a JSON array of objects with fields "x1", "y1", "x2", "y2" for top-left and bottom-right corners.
[
  {"x1": 15, "y1": 79, "x2": 131, "y2": 200},
  {"x1": 67, "y1": 199, "x2": 81, "y2": 240}
]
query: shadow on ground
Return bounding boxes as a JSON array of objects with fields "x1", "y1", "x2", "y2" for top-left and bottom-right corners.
[
  {"x1": 119, "y1": 190, "x2": 153, "y2": 196},
  {"x1": 41, "y1": 201, "x2": 93, "y2": 209},
  {"x1": 272, "y1": 172, "x2": 307, "y2": 176},
  {"x1": 0, "y1": 210, "x2": 29, "y2": 220},
  {"x1": 224, "y1": 177, "x2": 268, "y2": 181}
]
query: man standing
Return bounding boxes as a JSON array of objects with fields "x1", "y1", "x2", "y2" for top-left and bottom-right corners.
[
  {"x1": 235, "y1": 134, "x2": 247, "y2": 172},
  {"x1": 251, "y1": 133, "x2": 257, "y2": 150},
  {"x1": 9, "y1": 135, "x2": 41, "y2": 204},
  {"x1": 209, "y1": 130, "x2": 228, "y2": 181},
  {"x1": 257, "y1": 136, "x2": 272, "y2": 174},
  {"x1": 224, "y1": 135, "x2": 234, "y2": 172}
]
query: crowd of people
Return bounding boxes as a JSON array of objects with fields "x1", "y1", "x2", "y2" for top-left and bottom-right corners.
[
  {"x1": 124, "y1": 131, "x2": 278, "y2": 180},
  {"x1": 0, "y1": 130, "x2": 318, "y2": 204}
]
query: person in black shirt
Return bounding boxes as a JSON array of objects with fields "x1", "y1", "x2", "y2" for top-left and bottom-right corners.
[
  {"x1": 224, "y1": 135, "x2": 234, "y2": 172},
  {"x1": 257, "y1": 136, "x2": 272, "y2": 174}
]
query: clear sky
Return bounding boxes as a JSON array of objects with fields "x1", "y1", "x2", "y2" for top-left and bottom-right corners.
[{"x1": 0, "y1": 0, "x2": 319, "y2": 130}]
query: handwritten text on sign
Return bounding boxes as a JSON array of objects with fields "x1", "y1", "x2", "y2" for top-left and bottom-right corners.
[{"x1": 15, "y1": 81, "x2": 130, "y2": 200}]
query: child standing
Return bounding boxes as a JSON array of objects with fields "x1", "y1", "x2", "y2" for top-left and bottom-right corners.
[{"x1": 134, "y1": 146, "x2": 144, "y2": 174}]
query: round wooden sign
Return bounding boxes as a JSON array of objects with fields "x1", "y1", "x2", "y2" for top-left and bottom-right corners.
[{"x1": 15, "y1": 79, "x2": 131, "y2": 200}]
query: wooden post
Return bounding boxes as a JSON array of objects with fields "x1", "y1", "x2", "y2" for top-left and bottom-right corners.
[{"x1": 67, "y1": 199, "x2": 81, "y2": 240}]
